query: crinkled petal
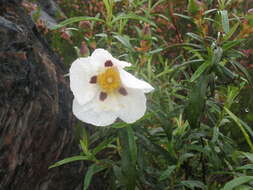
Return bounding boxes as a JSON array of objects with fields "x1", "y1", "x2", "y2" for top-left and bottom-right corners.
[
  {"x1": 119, "y1": 69, "x2": 154, "y2": 93},
  {"x1": 112, "y1": 57, "x2": 131, "y2": 68},
  {"x1": 73, "y1": 98, "x2": 117, "y2": 126},
  {"x1": 117, "y1": 88, "x2": 147, "y2": 123},
  {"x1": 95, "y1": 93, "x2": 121, "y2": 113},
  {"x1": 91, "y1": 48, "x2": 131, "y2": 68},
  {"x1": 70, "y1": 57, "x2": 99, "y2": 105},
  {"x1": 91, "y1": 49, "x2": 112, "y2": 66}
]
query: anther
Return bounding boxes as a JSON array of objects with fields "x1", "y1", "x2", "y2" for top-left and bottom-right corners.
[
  {"x1": 99, "y1": 92, "x2": 107, "y2": 101},
  {"x1": 89, "y1": 76, "x2": 97, "y2": 84},
  {"x1": 105, "y1": 60, "x2": 113, "y2": 67},
  {"x1": 118, "y1": 87, "x2": 128, "y2": 96}
]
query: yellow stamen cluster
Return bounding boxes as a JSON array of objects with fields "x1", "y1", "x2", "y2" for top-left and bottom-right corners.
[{"x1": 97, "y1": 67, "x2": 121, "y2": 93}]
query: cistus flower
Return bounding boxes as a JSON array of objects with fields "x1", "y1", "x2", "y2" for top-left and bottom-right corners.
[{"x1": 69, "y1": 49, "x2": 154, "y2": 126}]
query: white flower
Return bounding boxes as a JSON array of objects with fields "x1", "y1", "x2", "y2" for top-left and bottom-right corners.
[{"x1": 69, "y1": 48, "x2": 154, "y2": 126}]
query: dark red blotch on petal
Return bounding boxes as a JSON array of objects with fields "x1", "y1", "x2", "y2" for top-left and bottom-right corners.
[
  {"x1": 118, "y1": 87, "x2": 128, "y2": 96},
  {"x1": 105, "y1": 60, "x2": 113, "y2": 67},
  {"x1": 89, "y1": 75, "x2": 97, "y2": 84},
  {"x1": 99, "y1": 92, "x2": 107, "y2": 101}
]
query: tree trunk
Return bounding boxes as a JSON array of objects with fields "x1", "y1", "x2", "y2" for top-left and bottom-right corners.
[{"x1": 0, "y1": 1, "x2": 104, "y2": 189}]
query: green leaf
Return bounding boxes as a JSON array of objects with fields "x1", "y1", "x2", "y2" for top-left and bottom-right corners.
[
  {"x1": 224, "y1": 86, "x2": 240, "y2": 109},
  {"x1": 246, "y1": 14, "x2": 253, "y2": 25},
  {"x1": 119, "y1": 127, "x2": 137, "y2": 189},
  {"x1": 112, "y1": 13, "x2": 156, "y2": 27},
  {"x1": 186, "y1": 32, "x2": 203, "y2": 42},
  {"x1": 112, "y1": 165, "x2": 125, "y2": 185},
  {"x1": 136, "y1": 132, "x2": 176, "y2": 164},
  {"x1": 151, "y1": 0, "x2": 167, "y2": 10},
  {"x1": 204, "y1": 9, "x2": 217, "y2": 15},
  {"x1": 149, "y1": 48, "x2": 164, "y2": 54},
  {"x1": 173, "y1": 13, "x2": 193, "y2": 21},
  {"x1": 239, "y1": 120, "x2": 253, "y2": 140},
  {"x1": 222, "y1": 40, "x2": 244, "y2": 51},
  {"x1": 224, "y1": 108, "x2": 253, "y2": 152},
  {"x1": 190, "y1": 61, "x2": 210, "y2": 82},
  {"x1": 83, "y1": 164, "x2": 107, "y2": 190},
  {"x1": 216, "y1": 64, "x2": 237, "y2": 80},
  {"x1": 79, "y1": 127, "x2": 89, "y2": 154},
  {"x1": 159, "y1": 165, "x2": 176, "y2": 181},
  {"x1": 49, "y1": 155, "x2": 90, "y2": 169},
  {"x1": 220, "y1": 10, "x2": 230, "y2": 34},
  {"x1": 223, "y1": 22, "x2": 240, "y2": 41},
  {"x1": 212, "y1": 126, "x2": 220, "y2": 143},
  {"x1": 235, "y1": 185, "x2": 253, "y2": 190},
  {"x1": 185, "y1": 75, "x2": 209, "y2": 128},
  {"x1": 236, "y1": 164, "x2": 253, "y2": 171},
  {"x1": 221, "y1": 176, "x2": 253, "y2": 190},
  {"x1": 103, "y1": 0, "x2": 112, "y2": 17},
  {"x1": 51, "y1": 16, "x2": 104, "y2": 30},
  {"x1": 92, "y1": 137, "x2": 115, "y2": 155},
  {"x1": 212, "y1": 47, "x2": 223, "y2": 65},
  {"x1": 178, "y1": 153, "x2": 195, "y2": 164},
  {"x1": 166, "y1": 43, "x2": 203, "y2": 49},
  {"x1": 113, "y1": 35, "x2": 133, "y2": 51},
  {"x1": 188, "y1": 0, "x2": 199, "y2": 15},
  {"x1": 242, "y1": 152, "x2": 253, "y2": 163},
  {"x1": 181, "y1": 180, "x2": 206, "y2": 189},
  {"x1": 231, "y1": 60, "x2": 253, "y2": 86}
]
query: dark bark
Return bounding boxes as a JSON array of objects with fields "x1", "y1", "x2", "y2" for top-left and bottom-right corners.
[{"x1": 0, "y1": 1, "x2": 104, "y2": 190}]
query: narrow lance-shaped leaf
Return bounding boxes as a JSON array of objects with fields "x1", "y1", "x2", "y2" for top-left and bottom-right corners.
[
  {"x1": 212, "y1": 47, "x2": 223, "y2": 65},
  {"x1": 49, "y1": 155, "x2": 90, "y2": 169},
  {"x1": 220, "y1": 10, "x2": 230, "y2": 34},
  {"x1": 118, "y1": 127, "x2": 137, "y2": 189},
  {"x1": 243, "y1": 152, "x2": 253, "y2": 163},
  {"x1": 186, "y1": 32, "x2": 203, "y2": 42},
  {"x1": 113, "y1": 35, "x2": 134, "y2": 51},
  {"x1": 221, "y1": 176, "x2": 253, "y2": 190},
  {"x1": 224, "y1": 86, "x2": 240, "y2": 109},
  {"x1": 51, "y1": 16, "x2": 105, "y2": 30},
  {"x1": 224, "y1": 107, "x2": 253, "y2": 152},
  {"x1": 188, "y1": 0, "x2": 199, "y2": 15},
  {"x1": 185, "y1": 74, "x2": 209, "y2": 128},
  {"x1": 223, "y1": 22, "x2": 240, "y2": 41},
  {"x1": 190, "y1": 61, "x2": 210, "y2": 82},
  {"x1": 181, "y1": 180, "x2": 206, "y2": 190},
  {"x1": 92, "y1": 137, "x2": 115, "y2": 155},
  {"x1": 231, "y1": 60, "x2": 253, "y2": 86},
  {"x1": 112, "y1": 13, "x2": 157, "y2": 27},
  {"x1": 159, "y1": 165, "x2": 176, "y2": 181},
  {"x1": 83, "y1": 164, "x2": 107, "y2": 190}
]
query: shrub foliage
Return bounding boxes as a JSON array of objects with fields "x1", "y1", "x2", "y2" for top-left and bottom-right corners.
[{"x1": 48, "y1": 0, "x2": 253, "y2": 189}]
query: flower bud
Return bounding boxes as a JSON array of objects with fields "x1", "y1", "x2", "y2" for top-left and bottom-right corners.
[
  {"x1": 80, "y1": 41, "x2": 90, "y2": 57},
  {"x1": 79, "y1": 21, "x2": 91, "y2": 29}
]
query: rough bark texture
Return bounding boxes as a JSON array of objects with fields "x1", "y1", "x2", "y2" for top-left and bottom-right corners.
[{"x1": 0, "y1": 1, "x2": 103, "y2": 189}]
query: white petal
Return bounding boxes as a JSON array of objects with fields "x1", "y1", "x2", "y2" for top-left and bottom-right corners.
[
  {"x1": 95, "y1": 93, "x2": 121, "y2": 112},
  {"x1": 117, "y1": 88, "x2": 147, "y2": 123},
  {"x1": 112, "y1": 57, "x2": 132, "y2": 68},
  {"x1": 73, "y1": 98, "x2": 117, "y2": 126},
  {"x1": 91, "y1": 48, "x2": 131, "y2": 68},
  {"x1": 91, "y1": 49, "x2": 113, "y2": 67},
  {"x1": 119, "y1": 69, "x2": 154, "y2": 93},
  {"x1": 69, "y1": 57, "x2": 99, "y2": 105}
]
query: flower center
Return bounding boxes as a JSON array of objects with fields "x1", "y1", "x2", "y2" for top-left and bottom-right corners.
[{"x1": 97, "y1": 67, "x2": 121, "y2": 93}]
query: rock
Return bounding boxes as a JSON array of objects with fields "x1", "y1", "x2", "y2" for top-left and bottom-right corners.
[
  {"x1": 31, "y1": 10, "x2": 58, "y2": 29},
  {"x1": 38, "y1": 0, "x2": 66, "y2": 19},
  {"x1": 0, "y1": 2, "x2": 105, "y2": 190}
]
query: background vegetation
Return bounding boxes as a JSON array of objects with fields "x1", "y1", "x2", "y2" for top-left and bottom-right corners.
[{"x1": 33, "y1": 0, "x2": 253, "y2": 189}]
